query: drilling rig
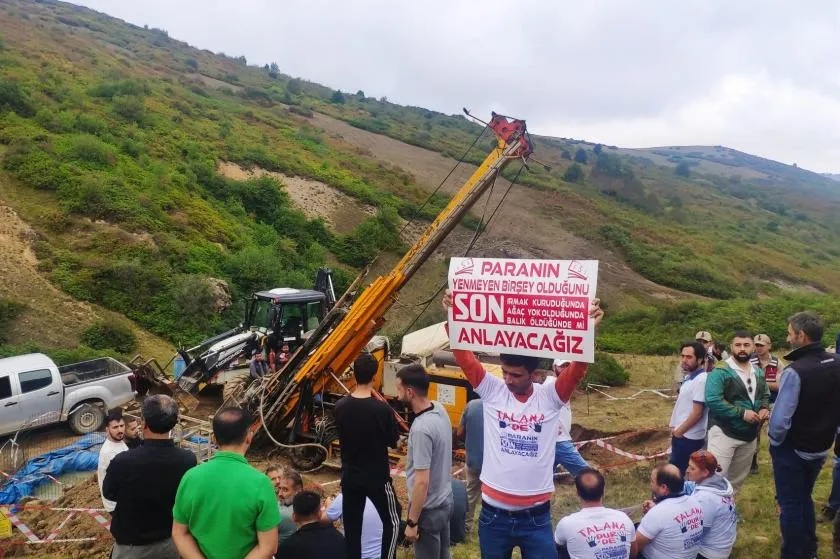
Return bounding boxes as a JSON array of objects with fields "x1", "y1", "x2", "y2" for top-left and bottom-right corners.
[{"x1": 192, "y1": 112, "x2": 533, "y2": 470}]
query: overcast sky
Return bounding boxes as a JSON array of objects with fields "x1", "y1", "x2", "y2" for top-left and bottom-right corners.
[{"x1": 74, "y1": 1, "x2": 840, "y2": 172}]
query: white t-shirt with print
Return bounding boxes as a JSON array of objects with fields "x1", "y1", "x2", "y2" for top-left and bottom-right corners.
[
  {"x1": 637, "y1": 494, "x2": 704, "y2": 559},
  {"x1": 554, "y1": 506, "x2": 635, "y2": 559},
  {"x1": 669, "y1": 371, "x2": 708, "y2": 440},
  {"x1": 475, "y1": 373, "x2": 565, "y2": 498},
  {"x1": 97, "y1": 438, "x2": 128, "y2": 512},
  {"x1": 545, "y1": 377, "x2": 573, "y2": 443},
  {"x1": 557, "y1": 405, "x2": 573, "y2": 443}
]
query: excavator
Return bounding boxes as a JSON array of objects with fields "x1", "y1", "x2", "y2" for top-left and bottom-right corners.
[{"x1": 135, "y1": 111, "x2": 534, "y2": 470}]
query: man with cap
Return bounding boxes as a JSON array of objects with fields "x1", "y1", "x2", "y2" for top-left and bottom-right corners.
[
  {"x1": 696, "y1": 331, "x2": 717, "y2": 372},
  {"x1": 550, "y1": 360, "x2": 590, "y2": 476},
  {"x1": 751, "y1": 334, "x2": 781, "y2": 404},
  {"x1": 749, "y1": 334, "x2": 781, "y2": 474}
]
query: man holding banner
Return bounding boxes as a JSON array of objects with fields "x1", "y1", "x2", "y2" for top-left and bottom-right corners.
[{"x1": 443, "y1": 258, "x2": 602, "y2": 559}]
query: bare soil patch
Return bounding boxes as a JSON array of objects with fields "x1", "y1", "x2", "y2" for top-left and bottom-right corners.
[
  {"x1": 187, "y1": 73, "x2": 243, "y2": 92},
  {"x1": 217, "y1": 161, "x2": 376, "y2": 235}
]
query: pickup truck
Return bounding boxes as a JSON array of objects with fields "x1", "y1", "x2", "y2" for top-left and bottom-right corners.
[{"x1": 0, "y1": 353, "x2": 137, "y2": 436}]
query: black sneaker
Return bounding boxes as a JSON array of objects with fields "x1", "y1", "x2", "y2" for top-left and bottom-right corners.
[{"x1": 821, "y1": 505, "x2": 837, "y2": 522}]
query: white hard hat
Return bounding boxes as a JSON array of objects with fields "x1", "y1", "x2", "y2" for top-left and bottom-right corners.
[{"x1": 553, "y1": 358, "x2": 571, "y2": 368}]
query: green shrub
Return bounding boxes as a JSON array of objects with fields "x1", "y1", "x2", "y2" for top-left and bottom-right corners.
[
  {"x1": 81, "y1": 321, "x2": 138, "y2": 353},
  {"x1": 111, "y1": 95, "x2": 146, "y2": 123},
  {"x1": 3, "y1": 144, "x2": 75, "y2": 191},
  {"x1": 0, "y1": 299, "x2": 24, "y2": 344},
  {"x1": 61, "y1": 134, "x2": 116, "y2": 167},
  {"x1": 0, "y1": 80, "x2": 36, "y2": 117},
  {"x1": 332, "y1": 206, "x2": 404, "y2": 267},
  {"x1": 584, "y1": 352, "x2": 629, "y2": 386},
  {"x1": 87, "y1": 79, "x2": 150, "y2": 99},
  {"x1": 574, "y1": 148, "x2": 588, "y2": 164},
  {"x1": 36, "y1": 109, "x2": 75, "y2": 132},
  {"x1": 0, "y1": 342, "x2": 125, "y2": 364},
  {"x1": 562, "y1": 163, "x2": 585, "y2": 183},
  {"x1": 74, "y1": 113, "x2": 108, "y2": 135}
]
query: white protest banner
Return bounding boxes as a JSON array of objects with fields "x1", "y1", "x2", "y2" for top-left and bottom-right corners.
[{"x1": 447, "y1": 258, "x2": 599, "y2": 362}]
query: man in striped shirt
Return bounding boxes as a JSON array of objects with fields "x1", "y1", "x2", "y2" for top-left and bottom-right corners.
[{"x1": 443, "y1": 292, "x2": 603, "y2": 559}]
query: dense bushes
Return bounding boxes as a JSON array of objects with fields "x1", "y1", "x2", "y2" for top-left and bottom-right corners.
[
  {"x1": 597, "y1": 224, "x2": 743, "y2": 299},
  {"x1": 0, "y1": 81, "x2": 36, "y2": 117},
  {"x1": 599, "y1": 295, "x2": 840, "y2": 355},
  {"x1": 332, "y1": 207, "x2": 404, "y2": 267},
  {"x1": 562, "y1": 163, "x2": 585, "y2": 183},
  {"x1": 81, "y1": 321, "x2": 138, "y2": 353},
  {"x1": 0, "y1": 343, "x2": 124, "y2": 365}
]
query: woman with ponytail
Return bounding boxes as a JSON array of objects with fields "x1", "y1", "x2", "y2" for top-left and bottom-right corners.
[{"x1": 686, "y1": 450, "x2": 737, "y2": 559}]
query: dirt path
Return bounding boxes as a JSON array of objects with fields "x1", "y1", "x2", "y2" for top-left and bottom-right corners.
[{"x1": 306, "y1": 112, "x2": 697, "y2": 306}]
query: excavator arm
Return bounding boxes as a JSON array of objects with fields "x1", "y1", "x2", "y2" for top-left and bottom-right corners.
[{"x1": 255, "y1": 113, "x2": 533, "y2": 435}]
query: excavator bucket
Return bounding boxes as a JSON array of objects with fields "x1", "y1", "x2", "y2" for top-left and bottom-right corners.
[{"x1": 128, "y1": 355, "x2": 200, "y2": 412}]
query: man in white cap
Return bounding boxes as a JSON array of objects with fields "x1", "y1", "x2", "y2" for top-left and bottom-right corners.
[
  {"x1": 696, "y1": 331, "x2": 717, "y2": 372},
  {"x1": 550, "y1": 360, "x2": 590, "y2": 476}
]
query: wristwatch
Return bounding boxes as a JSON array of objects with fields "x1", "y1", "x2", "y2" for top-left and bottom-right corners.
[{"x1": 406, "y1": 518, "x2": 418, "y2": 528}]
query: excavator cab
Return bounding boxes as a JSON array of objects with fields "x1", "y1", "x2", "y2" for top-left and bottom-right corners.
[
  {"x1": 248, "y1": 288, "x2": 327, "y2": 353},
  {"x1": 172, "y1": 268, "x2": 336, "y2": 397}
]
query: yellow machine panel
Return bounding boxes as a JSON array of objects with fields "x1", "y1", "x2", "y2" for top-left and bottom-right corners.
[{"x1": 426, "y1": 362, "x2": 503, "y2": 426}]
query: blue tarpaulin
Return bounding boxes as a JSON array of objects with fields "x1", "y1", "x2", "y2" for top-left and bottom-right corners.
[{"x1": 0, "y1": 433, "x2": 105, "y2": 504}]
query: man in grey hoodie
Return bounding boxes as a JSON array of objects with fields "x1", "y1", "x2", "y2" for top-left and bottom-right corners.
[{"x1": 685, "y1": 450, "x2": 737, "y2": 559}]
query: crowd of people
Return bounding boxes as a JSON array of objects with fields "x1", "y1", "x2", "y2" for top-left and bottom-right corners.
[{"x1": 92, "y1": 293, "x2": 840, "y2": 559}]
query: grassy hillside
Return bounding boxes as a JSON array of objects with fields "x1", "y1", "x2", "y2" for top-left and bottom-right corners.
[{"x1": 0, "y1": 0, "x2": 839, "y2": 354}]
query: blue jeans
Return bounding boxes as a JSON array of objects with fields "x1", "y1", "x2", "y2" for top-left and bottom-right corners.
[
  {"x1": 669, "y1": 436, "x2": 706, "y2": 475},
  {"x1": 770, "y1": 443, "x2": 825, "y2": 559},
  {"x1": 553, "y1": 441, "x2": 590, "y2": 476},
  {"x1": 478, "y1": 501, "x2": 554, "y2": 559},
  {"x1": 830, "y1": 455, "x2": 840, "y2": 510}
]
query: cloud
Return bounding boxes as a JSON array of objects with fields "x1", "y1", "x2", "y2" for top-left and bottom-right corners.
[{"x1": 73, "y1": 0, "x2": 840, "y2": 171}]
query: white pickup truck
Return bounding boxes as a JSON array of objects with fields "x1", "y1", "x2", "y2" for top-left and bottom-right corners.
[{"x1": 0, "y1": 353, "x2": 137, "y2": 436}]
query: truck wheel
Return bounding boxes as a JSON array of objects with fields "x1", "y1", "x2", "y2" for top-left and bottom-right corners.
[
  {"x1": 222, "y1": 373, "x2": 251, "y2": 406},
  {"x1": 69, "y1": 404, "x2": 105, "y2": 435}
]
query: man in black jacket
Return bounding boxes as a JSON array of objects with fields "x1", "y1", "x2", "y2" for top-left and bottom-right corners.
[
  {"x1": 278, "y1": 490, "x2": 346, "y2": 559},
  {"x1": 103, "y1": 395, "x2": 197, "y2": 558},
  {"x1": 768, "y1": 312, "x2": 840, "y2": 559}
]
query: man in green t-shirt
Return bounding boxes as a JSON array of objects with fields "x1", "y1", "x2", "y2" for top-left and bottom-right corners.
[{"x1": 172, "y1": 407, "x2": 280, "y2": 559}]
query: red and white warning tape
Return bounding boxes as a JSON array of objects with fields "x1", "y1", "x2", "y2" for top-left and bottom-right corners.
[
  {"x1": 0, "y1": 504, "x2": 110, "y2": 545},
  {"x1": 4, "y1": 508, "x2": 40, "y2": 543},
  {"x1": 591, "y1": 438, "x2": 671, "y2": 461}
]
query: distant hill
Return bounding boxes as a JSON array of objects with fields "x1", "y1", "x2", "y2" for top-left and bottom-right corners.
[{"x1": 0, "y1": 0, "x2": 838, "y2": 353}]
